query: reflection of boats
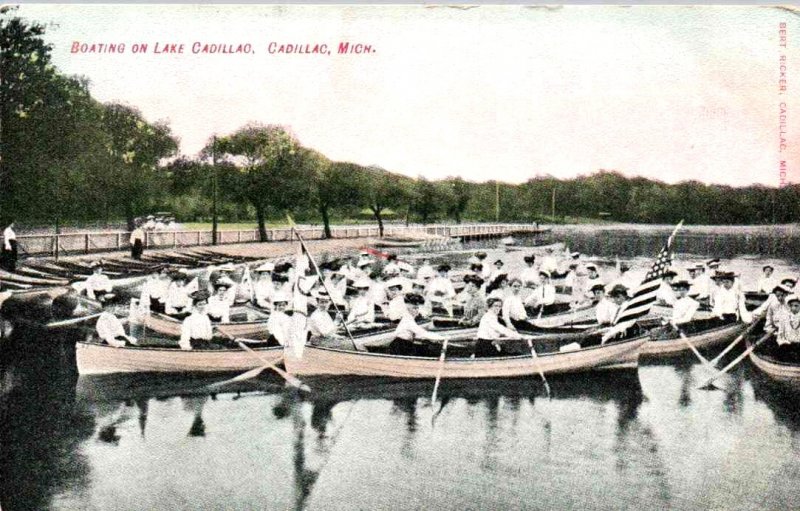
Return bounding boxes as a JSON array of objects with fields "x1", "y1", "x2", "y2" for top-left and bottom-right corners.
[
  {"x1": 642, "y1": 321, "x2": 748, "y2": 356},
  {"x1": 76, "y1": 340, "x2": 283, "y2": 375},
  {"x1": 748, "y1": 337, "x2": 800, "y2": 384},
  {"x1": 284, "y1": 333, "x2": 647, "y2": 378}
]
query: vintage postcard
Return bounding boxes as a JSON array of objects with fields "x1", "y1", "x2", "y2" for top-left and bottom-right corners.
[{"x1": 0, "y1": 4, "x2": 799, "y2": 511}]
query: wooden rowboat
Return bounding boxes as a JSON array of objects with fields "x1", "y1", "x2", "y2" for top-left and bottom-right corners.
[
  {"x1": 530, "y1": 303, "x2": 596, "y2": 328},
  {"x1": 748, "y1": 338, "x2": 800, "y2": 384},
  {"x1": 641, "y1": 320, "x2": 748, "y2": 356},
  {"x1": 76, "y1": 340, "x2": 283, "y2": 375},
  {"x1": 284, "y1": 333, "x2": 647, "y2": 378},
  {"x1": 503, "y1": 242, "x2": 566, "y2": 253},
  {"x1": 135, "y1": 305, "x2": 272, "y2": 339}
]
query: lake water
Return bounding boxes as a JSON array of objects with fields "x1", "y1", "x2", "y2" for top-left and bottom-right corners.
[{"x1": 2, "y1": 238, "x2": 800, "y2": 511}]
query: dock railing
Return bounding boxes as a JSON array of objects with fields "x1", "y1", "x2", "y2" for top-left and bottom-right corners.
[{"x1": 7, "y1": 223, "x2": 542, "y2": 257}]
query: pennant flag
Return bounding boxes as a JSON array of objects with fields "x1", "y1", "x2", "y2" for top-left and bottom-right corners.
[{"x1": 603, "y1": 221, "x2": 683, "y2": 342}]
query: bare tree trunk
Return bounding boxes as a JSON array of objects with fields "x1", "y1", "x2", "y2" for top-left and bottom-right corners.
[
  {"x1": 255, "y1": 203, "x2": 267, "y2": 242},
  {"x1": 372, "y1": 207, "x2": 385, "y2": 237},
  {"x1": 320, "y1": 205, "x2": 332, "y2": 239}
]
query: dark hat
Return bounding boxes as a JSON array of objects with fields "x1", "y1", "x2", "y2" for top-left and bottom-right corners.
[
  {"x1": 214, "y1": 278, "x2": 234, "y2": 289},
  {"x1": 590, "y1": 283, "x2": 605, "y2": 292},
  {"x1": 469, "y1": 276, "x2": 484, "y2": 287},
  {"x1": 486, "y1": 297, "x2": 503, "y2": 307},
  {"x1": 663, "y1": 270, "x2": 678, "y2": 279},
  {"x1": 706, "y1": 258, "x2": 721, "y2": 268},
  {"x1": 619, "y1": 263, "x2": 630, "y2": 272},
  {"x1": 494, "y1": 259, "x2": 504, "y2": 266},
  {"x1": 762, "y1": 264, "x2": 774, "y2": 271},
  {"x1": 404, "y1": 293, "x2": 425, "y2": 306},
  {"x1": 586, "y1": 264, "x2": 598, "y2": 271},
  {"x1": 387, "y1": 253, "x2": 398, "y2": 261},
  {"x1": 523, "y1": 255, "x2": 536, "y2": 263},
  {"x1": 671, "y1": 280, "x2": 691, "y2": 290},
  {"x1": 475, "y1": 252, "x2": 487, "y2": 259},
  {"x1": 609, "y1": 284, "x2": 629, "y2": 297},
  {"x1": 539, "y1": 270, "x2": 551, "y2": 278},
  {"x1": 570, "y1": 252, "x2": 580, "y2": 258},
  {"x1": 788, "y1": 294, "x2": 800, "y2": 305},
  {"x1": 437, "y1": 264, "x2": 451, "y2": 272},
  {"x1": 712, "y1": 271, "x2": 736, "y2": 281},
  {"x1": 191, "y1": 290, "x2": 210, "y2": 302},
  {"x1": 773, "y1": 284, "x2": 792, "y2": 295},
  {"x1": 781, "y1": 278, "x2": 797, "y2": 286}
]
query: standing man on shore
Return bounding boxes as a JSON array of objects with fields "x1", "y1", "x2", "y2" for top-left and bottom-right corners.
[
  {"x1": 2, "y1": 220, "x2": 18, "y2": 272},
  {"x1": 130, "y1": 221, "x2": 145, "y2": 260}
]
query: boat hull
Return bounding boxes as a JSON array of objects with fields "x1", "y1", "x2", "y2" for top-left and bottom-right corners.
[
  {"x1": 138, "y1": 310, "x2": 270, "y2": 339},
  {"x1": 284, "y1": 335, "x2": 646, "y2": 378},
  {"x1": 642, "y1": 321, "x2": 747, "y2": 356},
  {"x1": 748, "y1": 341, "x2": 800, "y2": 384},
  {"x1": 76, "y1": 341, "x2": 283, "y2": 375}
]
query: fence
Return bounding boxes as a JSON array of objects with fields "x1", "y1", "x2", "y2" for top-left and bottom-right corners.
[{"x1": 7, "y1": 223, "x2": 542, "y2": 258}]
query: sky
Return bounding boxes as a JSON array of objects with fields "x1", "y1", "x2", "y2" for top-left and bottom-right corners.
[{"x1": 14, "y1": 4, "x2": 800, "y2": 187}]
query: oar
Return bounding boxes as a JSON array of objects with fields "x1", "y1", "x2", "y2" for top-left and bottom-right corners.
[
  {"x1": 430, "y1": 337, "x2": 450, "y2": 406},
  {"x1": 524, "y1": 336, "x2": 551, "y2": 399},
  {"x1": 673, "y1": 324, "x2": 717, "y2": 372},
  {"x1": 697, "y1": 332, "x2": 774, "y2": 389},
  {"x1": 708, "y1": 316, "x2": 763, "y2": 367},
  {"x1": 236, "y1": 340, "x2": 311, "y2": 392},
  {"x1": 206, "y1": 365, "x2": 271, "y2": 389},
  {"x1": 45, "y1": 312, "x2": 103, "y2": 329}
]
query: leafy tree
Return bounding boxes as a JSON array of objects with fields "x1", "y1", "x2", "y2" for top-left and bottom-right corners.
[
  {"x1": 358, "y1": 166, "x2": 410, "y2": 237},
  {"x1": 305, "y1": 154, "x2": 363, "y2": 238},
  {"x1": 443, "y1": 177, "x2": 472, "y2": 223}
]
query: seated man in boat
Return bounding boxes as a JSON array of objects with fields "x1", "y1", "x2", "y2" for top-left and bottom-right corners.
[
  {"x1": 179, "y1": 291, "x2": 213, "y2": 350},
  {"x1": 475, "y1": 297, "x2": 527, "y2": 356},
  {"x1": 524, "y1": 271, "x2": 557, "y2": 314},
  {"x1": 96, "y1": 301, "x2": 138, "y2": 348},
  {"x1": 384, "y1": 278, "x2": 408, "y2": 322},
  {"x1": 757, "y1": 265, "x2": 778, "y2": 295},
  {"x1": 772, "y1": 294, "x2": 800, "y2": 362},
  {"x1": 710, "y1": 272, "x2": 750, "y2": 324},
  {"x1": 387, "y1": 293, "x2": 447, "y2": 356},
  {"x1": 138, "y1": 265, "x2": 170, "y2": 314},
  {"x1": 571, "y1": 283, "x2": 606, "y2": 310},
  {"x1": 347, "y1": 279, "x2": 376, "y2": 326},
  {"x1": 427, "y1": 264, "x2": 457, "y2": 317},
  {"x1": 411, "y1": 280, "x2": 433, "y2": 318},
  {"x1": 253, "y1": 262, "x2": 275, "y2": 309},
  {"x1": 656, "y1": 270, "x2": 678, "y2": 306},
  {"x1": 755, "y1": 284, "x2": 791, "y2": 333},
  {"x1": 520, "y1": 255, "x2": 540, "y2": 288},
  {"x1": 207, "y1": 278, "x2": 233, "y2": 323},
  {"x1": 85, "y1": 262, "x2": 114, "y2": 302},
  {"x1": 460, "y1": 276, "x2": 487, "y2": 327},
  {"x1": 308, "y1": 290, "x2": 344, "y2": 343},
  {"x1": 666, "y1": 280, "x2": 700, "y2": 331},
  {"x1": 539, "y1": 248, "x2": 559, "y2": 276},
  {"x1": 502, "y1": 278, "x2": 529, "y2": 330},
  {"x1": 165, "y1": 270, "x2": 193, "y2": 318},
  {"x1": 596, "y1": 285, "x2": 628, "y2": 326},
  {"x1": 416, "y1": 258, "x2": 436, "y2": 281},
  {"x1": 382, "y1": 253, "x2": 400, "y2": 276},
  {"x1": 266, "y1": 293, "x2": 292, "y2": 347}
]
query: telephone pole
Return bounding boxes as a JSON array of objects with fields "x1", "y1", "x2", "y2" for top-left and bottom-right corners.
[{"x1": 211, "y1": 135, "x2": 218, "y2": 246}]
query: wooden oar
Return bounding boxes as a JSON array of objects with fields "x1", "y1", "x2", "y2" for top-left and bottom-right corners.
[
  {"x1": 206, "y1": 366, "x2": 271, "y2": 389},
  {"x1": 430, "y1": 338, "x2": 450, "y2": 406},
  {"x1": 708, "y1": 316, "x2": 763, "y2": 367},
  {"x1": 697, "y1": 332, "x2": 774, "y2": 389},
  {"x1": 671, "y1": 323, "x2": 716, "y2": 372},
  {"x1": 236, "y1": 340, "x2": 311, "y2": 392},
  {"x1": 45, "y1": 312, "x2": 103, "y2": 329},
  {"x1": 524, "y1": 336, "x2": 551, "y2": 399}
]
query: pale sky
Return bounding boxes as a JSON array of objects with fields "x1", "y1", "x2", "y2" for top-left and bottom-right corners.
[{"x1": 15, "y1": 4, "x2": 800, "y2": 186}]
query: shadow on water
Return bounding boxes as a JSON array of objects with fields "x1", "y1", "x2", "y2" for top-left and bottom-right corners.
[
  {"x1": 0, "y1": 316, "x2": 94, "y2": 511},
  {"x1": 749, "y1": 367, "x2": 800, "y2": 436}
]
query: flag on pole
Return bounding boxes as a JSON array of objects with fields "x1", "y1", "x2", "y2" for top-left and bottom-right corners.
[{"x1": 602, "y1": 221, "x2": 683, "y2": 343}]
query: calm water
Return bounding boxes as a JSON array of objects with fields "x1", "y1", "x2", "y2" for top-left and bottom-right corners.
[{"x1": 2, "y1": 242, "x2": 800, "y2": 511}]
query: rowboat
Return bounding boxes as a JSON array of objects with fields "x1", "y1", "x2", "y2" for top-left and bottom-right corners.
[
  {"x1": 530, "y1": 302, "x2": 597, "y2": 328},
  {"x1": 747, "y1": 338, "x2": 800, "y2": 384},
  {"x1": 642, "y1": 320, "x2": 748, "y2": 356},
  {"x1": 284, "y1": 332, "x2": 647, "y2": 378},
  {"x1": 76, "y1": 340, "x2": 283, "y2": 375},
  {"x1": 134, "y1": 305, "x2": 272, "y2": 339},
  {"x1": 503, "y1": 242, "x2": 566, "y2": 253},
  {"x1": 369, "y1": 237, "x2": 426, "y2": 248}
]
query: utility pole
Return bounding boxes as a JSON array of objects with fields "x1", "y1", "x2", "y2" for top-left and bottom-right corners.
[
  {"x1": 551, "y1": 187, "x2": 556, "y2": 220},
  {"x1": 211, "y1": 135, "x2": 218, "y2": 246}
]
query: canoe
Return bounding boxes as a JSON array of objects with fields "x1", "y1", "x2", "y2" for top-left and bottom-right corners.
[
  {"x1": 135, "y1": 305, "x2": 272, "y2": 339},
  {"x1": 283, "y1": 332, "x2": 647, "y2": 378},
  {"x1": 642, "y1": 320, "x2": 748, "y2": 356},
  {"x1": 748, "y1": 338, "x2": 800, "y2": 384},
  {"x1": 76, "y1": 340, "x2": 283, "y2": 375}
]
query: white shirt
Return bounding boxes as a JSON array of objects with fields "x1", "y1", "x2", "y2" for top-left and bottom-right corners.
[
  {"x1": 254, "y1": 278, "x2": 274, "y2": 308},
  {"x1": 595, "y1": 298, "x2": 619, "y2": 325},
  {"x1": 672, "y1": 296, "x2": 699, "y2": 325},
  {"x1": 502, "y1": 294, "x2": 528, "y2": 324},
  {"x1": 755, "y1": 294, "x2": 789, "y2": 331},
  {"x1": 777, "y1": 313, "x2": 800, "y2": 344},
  {"x1": 657, "y1": 281, "x2": 676, "y2": 306},
  {"x1": 382, "y1": 262, "x2": 400, "y2": 276},
  {"x1": 180, "y1": 310, "x2": 213, "y2": 350},
  {"x1": 3, "y1": 226, "x2": 15, "y2": 251},
  {"x1": 477, "y1": 311, "x2": 518, "y2": 340},
  {"x1": 309, "y1": 309, "x2": 337, "y2": 337},
  {"x1": 541, "y1": 256, "x2": 559, "y2": 274},
  {"x1": 712, "y1": 287, "x2": 741, "y2": 317},
  {"x1": 520, "y1": 267, "x2": 540, "y2": 286},
  {"x1": 129, "y1": 227, "x2": 145, "y2": 244},
  {"x1": 386, "y1": 295, "x2": 408, "y2": 322},
  {"x1": 757, "y1": 275, "x2": 779, "y2": 295},
  {"x1": 369, "y1": 282, "x2": 388, "y2": 306},
  {"x1": 524, "y1": 285, "x2": 556, "y2": 307},
  {"x1": 267, "y1": 310, "x2": 293, "y2": 346},
  {"x1": 427, "y1": 277, "x2": 456, "y2": 300},
  {"x1": 691, "y1": 274, "x2": 711, "y2": 299},
  {"x1": 207, "y1": 294, "x2": 231, "y2": 323},
  {"x1": 395, "y1": 313, "x2": 445, "y2": 341},
  {"x1": 347, "y1": 296, "x2": 375, "y2": 324},
  {"x1": 166, "y1": 283, "x2": 192, "y2": 315},
  {"x1": 85, "y1": 273, "x2": 112, "y2": 299},
  {"x1": 416, "y1": 264, "x2": 436, "y2": 280},
  {"x1": 96, "y1": 311, "x2": 126, "y2": 344},
  {"x1": 564, "y1": 270, "x2": 578, "y2": 289}
]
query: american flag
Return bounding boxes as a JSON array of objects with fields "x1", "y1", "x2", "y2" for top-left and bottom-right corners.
[{"x1": 603, "y1": 221, "x2": 683, "y2": 342}]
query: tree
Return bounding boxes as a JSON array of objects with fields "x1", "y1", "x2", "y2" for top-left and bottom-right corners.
[
  {"x1": 411, "y1": 176, "x2": 448, "y2": 224},
  {"x1": 443, "y1": 177, "x2": 472, "y2": 223},
  {"x1": 305, "y1": 154, "x2": 363, "y2": 238},
  {"x1": 211, "y1": 124, "x2": 306, "y2": 241},
  {"x1": 358, "y1": 166, "x2": 409, "y2": 237}
]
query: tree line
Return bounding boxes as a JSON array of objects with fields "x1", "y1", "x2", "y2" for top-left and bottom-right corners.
[{"x1": 1, "y1": 10, "x2": 798, "y2": 238}]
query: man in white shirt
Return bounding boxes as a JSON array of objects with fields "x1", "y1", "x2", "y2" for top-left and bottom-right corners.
[
  {"x1": 384, "y1": 278, "x2": 408, "y2": 321},
  {"x1": 520, "y1": 255, "x2": 540, "y2": 288},
  {"x1": 757, "y1": 265, "x2": 779, "y2": 295},
  {"x1": 525, "y1": 271, "x2": 557, "y2": 315},
  {"x1": 710, "y1": 272, "x2": 749, "y2": 323},
  {"x1": 540, "y1": 249, "x2": 560, "y2": 276},
  {"x1": 668, "y1": 280, "x2": 700, "y2": 327},
  {"x1": 85, "y1": 263, "x2": 114, "y2": 302},
  {"x1": 427, "y1": 264, "x2": 457, "y2": 316},
  {"x1": 382, "y1": 254, "x2": 400, "y2": 276},
  {"x1": 690, "y1": 264, "x2": 711, "y2": 301},
  {"x1": 179, "y1": 291, "x2": 213, "y2": 350},
  {"x1": 416, "y1": 258, "x2": 436, "y2": 281},
  {"x1": 756, "y1": 284, "x2": 791, "y2": 333},
  {"x1": 166, "y1": 271, "x2": 193, "y2": 318},
  {"x1": 656, "y1": 270, "x2": 678, "y2": 306},
  {"x1": 96, "y1": 303, "x2": 138, "y2": 348},
  {"x1": 774, "y1": 296, "x2": 800, "y2": 360},
  {"x1": 308, "y1": 291, "x2": 341, "y2": 340},
  {"x1": 502, "y1": 278, "x2": 528, "y2": 330},
  {"x1": 489, "y1": 259, "x2": 506, "y2": 283}
]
